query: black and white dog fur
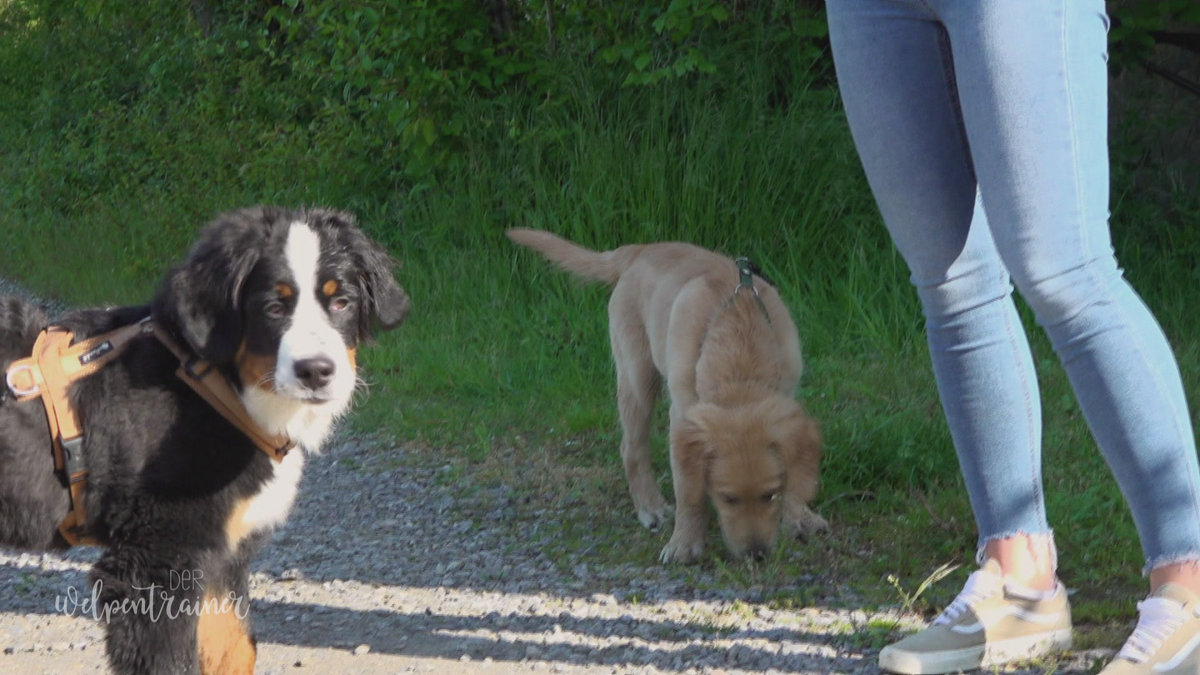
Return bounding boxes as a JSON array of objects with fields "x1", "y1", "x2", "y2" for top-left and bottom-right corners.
[{"x1": 0, "y1": 206, "x2": 409, "y2": 674}]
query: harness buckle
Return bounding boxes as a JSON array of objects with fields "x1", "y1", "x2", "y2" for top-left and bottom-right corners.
[
  {"x1": 5, "y1": 364, "x2": 39, "y2": 398},
  {"x1": 60, "y1": 435, "x2": 87, "y2": 482},
  {"x1": 735, "y1": 257, "x2": 757, "y2": 290},
  {"x1": 183, "y1": 357, "x2": 213, "y2": 380},
  {"x1": 731, "y1": 257, "x2": 772, "y2": 325}
]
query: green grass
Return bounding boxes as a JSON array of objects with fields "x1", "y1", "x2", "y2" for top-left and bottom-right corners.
[{"x1": 2, "y1": 2, "x2": 1200, "y2": 657}]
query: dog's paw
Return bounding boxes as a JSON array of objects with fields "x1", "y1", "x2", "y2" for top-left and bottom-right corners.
[
  {"x1": 636, "y1": 503, "x2": 674, "y2": 531},
  {"x1": 659, "y1": 532, "x2": 705, "y2": 564},
  {"x1": 785, "y1": 506, "x2": 830, "y2": 540}
]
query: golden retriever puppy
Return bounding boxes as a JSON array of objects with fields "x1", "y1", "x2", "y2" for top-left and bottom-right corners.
[{"x1": 507, "y1": 229, "x2": 828, "y2": 563}]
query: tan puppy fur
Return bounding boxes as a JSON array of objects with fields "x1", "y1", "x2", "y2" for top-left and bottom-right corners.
[{"x1": 507, "y1": 229, "x2": 828, "y2": 563}]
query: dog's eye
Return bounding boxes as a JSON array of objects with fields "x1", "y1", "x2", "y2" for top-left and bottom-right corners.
[
  {"x1": 761, "y1": 491, "x2": 780, "y2": 504},
  {"x1": 721, "y1": 494, "x2": 739, "y2": 506},
  {"x1": 330, "y1": 297, "x2": 350, "y2": 312},
  {"x1": 265, "y1": 301, "x2": 287, "y2": 318}
]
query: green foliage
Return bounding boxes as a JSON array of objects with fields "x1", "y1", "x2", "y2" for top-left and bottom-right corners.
[
  {"x1": 1109, "y1": 0, "x2": 1200, "y2": 70},
  {"x1": 246, "y1": 0, "x2": 830, "y2": 177},
  {"x1": 598, "y1": 0, "x2": 731, "y2": 86},
  {"x1": 260, "y1": 0, "x2": 529, "y2": 176},
  {"x1": 0, "y1": 0, "x2": 826, "y2": 195},
  {"x1": 602, "y1": 0, "x2": 829, "y2": 87}
]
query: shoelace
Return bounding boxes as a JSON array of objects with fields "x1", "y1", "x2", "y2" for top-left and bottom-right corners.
[
  {"x1": 1117, "y1": 598, "x2": 1190, "y2": 663},
  {"x1": 932, "y1": 568, "x2": 1004, "y2": 626}
]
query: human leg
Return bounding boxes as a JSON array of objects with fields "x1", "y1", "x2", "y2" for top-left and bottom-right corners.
[
  {"x1": 927, "y1": 1, "x2": 1200, "y2": 671},
  {"x1": 826, "y1": 0, "x2": 1054, "y2": 568},
  {"x1": 938, "y1": 0, "x2": 1200, "y2": 584}
]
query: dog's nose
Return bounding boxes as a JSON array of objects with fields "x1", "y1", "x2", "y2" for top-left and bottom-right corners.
[
  {"x1": 294, "y1": 357, "x2": 336, "y2": 390},
  {"x1": 746, "y1": 543, "x2": 768, "y2": 562}
]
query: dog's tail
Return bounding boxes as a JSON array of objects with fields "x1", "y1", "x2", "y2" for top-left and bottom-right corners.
[{"x1": 505, "y1": 229, "x2": 640, "y2": 286}]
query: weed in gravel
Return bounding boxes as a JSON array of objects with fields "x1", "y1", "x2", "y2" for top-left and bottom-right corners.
[
  {"x1": 886, "y1": 561, "x2": 961, "y2": 616},
  {"x1": 835, "y1": 618, "x2": 903, "y2": 652},
  {"x1": 14, "y1": 572, "x2": 34, "y2": 596}
]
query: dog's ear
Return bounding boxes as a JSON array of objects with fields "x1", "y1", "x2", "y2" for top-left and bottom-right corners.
[
  {"x1": 674, "y1": 404, "x2": 720, "y2": 480},
  {"x1": 316, "y1": 209, "x2": 409, "y2": 340},
  {"x1": 778, "y1": 409, "x2": 822, "y2": 503},
  {"x1": 154, "y1": 211, "x2": 265, "y2": 364},
  {"x1": 356, "y1": 239, "x2": 410, "y2": 338}
]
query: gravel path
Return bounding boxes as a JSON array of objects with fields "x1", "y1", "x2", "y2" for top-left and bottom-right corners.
[
  {"x1": 0, "y1": 278, "x2": 1114, "y2": 674},
  {"x1": 0, "y1": 437, "x2": 1114, "y2": 675}
]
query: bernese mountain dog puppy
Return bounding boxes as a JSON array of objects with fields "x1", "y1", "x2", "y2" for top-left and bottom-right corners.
[{"x1": 0, "y1": 206, "x2": 409, "y2": 674}]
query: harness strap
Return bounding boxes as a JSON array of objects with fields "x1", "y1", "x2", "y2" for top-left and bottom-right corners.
[
  {"x1": 151, "y1": 326, "x2": 294, "y2": 464},
  {"x1": 4, "y1": 319, "x2": 150, "y2": 546},
  {"x1": 731, "y1": 257, "x2": 772, "y2": 325},
  {"x1": 3, "y1": 317, "x2": 293, "y2": 547}
]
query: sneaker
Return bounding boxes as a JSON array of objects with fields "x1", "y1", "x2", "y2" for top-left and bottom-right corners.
[
  {"x1": 1099, "y1": 583, "x2": 1200, "y2": 675},
  {"x1": 879, "y1": 559, "x2": 1073, "y2": 674}
]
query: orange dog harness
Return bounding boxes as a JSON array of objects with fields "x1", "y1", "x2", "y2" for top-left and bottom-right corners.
[{"x1": 4, "y1": 318, "x2": 293, "y2": 546}]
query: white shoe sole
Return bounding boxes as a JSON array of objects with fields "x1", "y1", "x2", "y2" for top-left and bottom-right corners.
[{"x1": 879, "y1": 628, "x2": 1073, "y2": 674}]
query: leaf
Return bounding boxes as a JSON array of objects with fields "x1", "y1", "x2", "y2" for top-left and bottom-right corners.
[
  {"x1": 795, "y1": 17, "x2": 830, "y2": 39},
  {"x1": 622, "y1": 71, "x2": 650, "y2": 87},
  {"x1": 420, "y1": 117, "x2": 436, "y2": 146},
  {"x1": 386, "y1": 103, "x2": 408, "y2": 127}
]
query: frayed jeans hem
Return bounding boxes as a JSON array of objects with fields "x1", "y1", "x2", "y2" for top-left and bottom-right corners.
[
  {"x1": 1144, "y1": 552, "x2": 1200, "y2": 578},
  {"x1": 976, "y1": 529, "x2": 1057, "y2": 569}
]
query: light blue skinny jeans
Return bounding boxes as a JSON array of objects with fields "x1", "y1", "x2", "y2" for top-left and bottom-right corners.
[{"x1": 825, "y1": 0, "x2": 1200, "y2": 573}]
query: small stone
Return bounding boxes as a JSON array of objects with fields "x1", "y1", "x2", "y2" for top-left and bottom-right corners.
[
  {"x1": 460, "y1": 654, "x2": 471, "y2": 662},
  {"x1": 293, "y1": 658, "x2": 305, "y2": 667},
  {"x1": 281, "y1": 568, "x2": 304, "y2": 581},
  {"x1": 3, "y1": 646, "x2": 13, "y2": 655},
  {"x1": 353, "y1": 644, "x2": 371, "y2": 656},
  {"x1": 590, "y1": 593, "x2": 617, "y2": 606}
]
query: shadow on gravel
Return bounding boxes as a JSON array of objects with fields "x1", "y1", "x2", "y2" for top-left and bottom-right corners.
[
  {"x1": 0, "y1": 566, "x2": 867, "y2": 673},
  {"x1": 249, "y1": 599, "x2": 870, "y2": 674}
]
